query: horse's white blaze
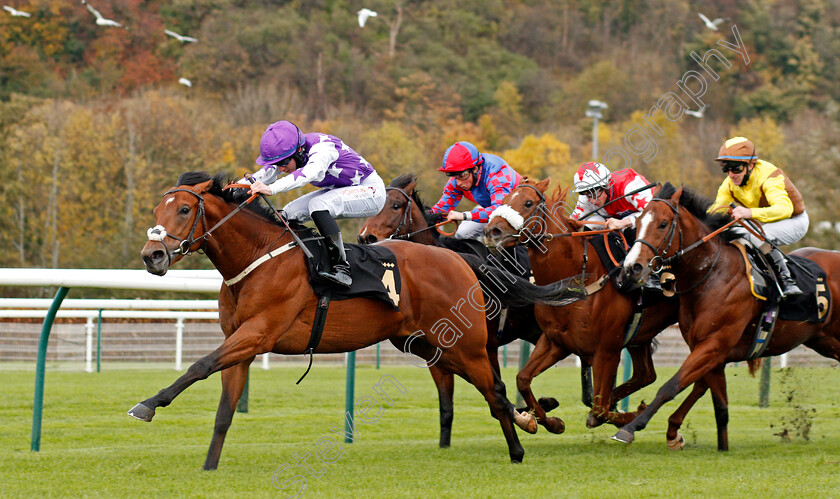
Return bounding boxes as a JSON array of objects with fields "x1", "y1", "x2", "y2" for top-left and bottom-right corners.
[
  {"x1": 165, "y1": 197, "x2": 175, "y2": 206},
  {"x1": 488, "y1": 204, "x2": 525, "y2": 231},
  {"x1": 624, "y1": 212, "x2": 653, "y2": 268}
]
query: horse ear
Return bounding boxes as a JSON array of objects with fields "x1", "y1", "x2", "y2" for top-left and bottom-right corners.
[
  {"x1": 195, "y1": 179, "x2": 213, "y2": 193},
  {"x1": 672, "y1": 185, "x2": 683, "y2": 202},
  {"x1": 536, "y1": 178, "x2": 550, "y2": 193}
]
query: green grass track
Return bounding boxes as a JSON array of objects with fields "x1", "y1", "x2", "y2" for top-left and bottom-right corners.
[{"x1": 2, "y1": 364, "x2": 839, "y2": 498}]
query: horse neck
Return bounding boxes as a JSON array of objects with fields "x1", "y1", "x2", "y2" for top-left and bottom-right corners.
[
  {"x1": 671, "y1": 211, "x2": 739, "y2": 279},
  {"x1": 408, "y1": 199, "x2": 437, "y2": 246},
  {"x1": 529, "y1": 201, "x2": 594, "y2": 283},
  {"x1": 201, "y1": 196, "x2": 298, "y2": 280}
]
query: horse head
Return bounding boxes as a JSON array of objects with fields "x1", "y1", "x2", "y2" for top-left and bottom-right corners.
[
  {"x1": 141, "y1": 175, "x2": 214, "y2": 275},
  {"x1": 358, "y1": 173, "x2": 432, "y2": 244},
  {"x1": 622, "y1": 183, "x2": 684, "y2": 286}
]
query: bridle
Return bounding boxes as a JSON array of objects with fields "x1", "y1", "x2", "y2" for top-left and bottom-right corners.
[
  {"x1": 633, "y1": 196, "x2": 722, "y2": 294},
  {"x1": 147, "y1": 187, "x2": 256, "y2": 265},
  {"x1": 384, "y1": 187, "x2": 415, "y2": 240}
]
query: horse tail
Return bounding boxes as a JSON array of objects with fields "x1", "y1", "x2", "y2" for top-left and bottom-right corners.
[
  {"x1": 747, "y1": 358, "x2": 762, "y2": 376},
  {"x1": 458, "y1": 253, "x2": 587, "y2": 308}
]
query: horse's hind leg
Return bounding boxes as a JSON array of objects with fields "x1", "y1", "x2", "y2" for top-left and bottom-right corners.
[
  {"x1": 515, "y1": 334, "x2": 568, "y2": 434},
  {"x1": 429, "y1": 366, "x2": 455, "y2": 448},
  {"x1": 472, "y1": 358, "x2": 525, "y2": 463},
  {"x1": 704, "y1": 366, "x2": 729, "y2": 451},
  {"x1": 204, "y1": 358, "x2": 253, "y2": 470},
  {"x1": 609, "y1": 343, "x2": 656, "y2": 408}
]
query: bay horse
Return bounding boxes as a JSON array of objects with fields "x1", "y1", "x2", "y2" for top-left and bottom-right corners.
[
  {"x1": 616, "y1": 182, "x2": 840, "y2": 449},
  {"x1": 132, "y1": 171, "x2": 584, "y2": 469},
  {"x1": 484, "y1": 178, "x2": 679, "y2": 433},
  {"x1": 358, "y1": 174, "x2": 566, "y2": 444}
]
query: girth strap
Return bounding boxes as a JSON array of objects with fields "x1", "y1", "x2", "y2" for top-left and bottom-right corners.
[{"x1": 296, "y1": 292, "x2": 332, "y2": 384}]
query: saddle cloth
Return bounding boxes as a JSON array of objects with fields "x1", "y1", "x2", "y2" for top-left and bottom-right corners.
[
  {"x1": 298, "y1": 229, "x2": 402, "y2": 310},
  {"x1": 731, "y1": 241, "x2": 829, "y2": 323}
]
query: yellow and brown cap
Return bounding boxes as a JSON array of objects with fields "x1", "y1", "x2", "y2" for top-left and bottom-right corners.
[{"x1": 714, "y1": 137, "x2": 756, "y2": 162}]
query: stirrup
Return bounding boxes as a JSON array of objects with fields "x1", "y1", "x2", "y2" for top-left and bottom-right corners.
[
  {"x1": 318, "y1": 264, "x2": 352, "y2": 288},
  {"x1": 780, "y1": 279, "x2": 802, "y2": 298}
]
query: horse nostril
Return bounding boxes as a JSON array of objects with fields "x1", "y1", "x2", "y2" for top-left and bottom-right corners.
[
  {"x1": 359, "y1": 234, "x2": 377, "y2": 244},
  {"x1": 631, "y1": 262, "x2": 643, "y2": 275},
  {"x1": 489, "y1": 228, "x2": 502, "y2": 239},
  {"x1": 357, "y1": 235, "x2": 365, "y2": 244}
]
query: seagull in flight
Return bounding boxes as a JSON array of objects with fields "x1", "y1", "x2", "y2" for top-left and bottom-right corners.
[
  {"x1": 3, "y1": 5, "x2": 31, "y2": 17},
  {"x1": 178, "y1": 78, "x2": 192, "y2": 88},
  {"x1": 684, "y1": 105, "x2": 707, "y2": 118},
  {"x1": 165, "y1": 29, "x2": 198, "y2": 43},
  {"x1": 83, "y1": 1, "x2": 122, "y2": 27},
  {"x1": 698, "y1": 13, "x2": 725, "y2": 31},
  {"x1": 357, "y1": 8, "x2": 377, "y2": 28}
]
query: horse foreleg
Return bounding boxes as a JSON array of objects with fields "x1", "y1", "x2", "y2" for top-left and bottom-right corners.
[
  {"x1": 129, "y1": 327, "x2": 270, "y2": 422},
  {"x1": 204, "y1": 358, "x2": 253, "y2": 470},
  {"x1": 613, "y1": 336, "x2": 732, "y2": 445},
  {"x1": 515, "y1": 334, "x2": 567, "y2": 434},
  {"x1": 665, "y1": 378, "x2": 708, "y2": 450},
  {"x1": 429, "y1": 365, "x2": 455, "y2": 448},
  {"x1": 585, "y1": 350, "x2": 621, "y2": 428}
]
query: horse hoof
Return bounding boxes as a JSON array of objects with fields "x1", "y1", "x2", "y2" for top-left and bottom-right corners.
[
  {"x1": 585, "y1": 414, "x2": 603, "y2": 429},
  {"x1": 545, "y1": 417, "x2": 565, "y2": 434},
  {"x1": 513, "y1": 410, "x2": 538, "y2": 434},
  {"x1": 127, "y1": 403, "x2": 155, "y2": 422},
  {"x1": 667, "y1": 433, "x2": 685, "y2": 450},
  {"x1": 612, "y1": 428, "x2": 634, "y2": 444},
  {"x1": 538, "y1": 397, "x2": 560, "y2": 413}
]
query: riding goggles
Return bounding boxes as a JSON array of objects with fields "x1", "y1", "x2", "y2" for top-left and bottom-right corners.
[
  {"x1": 721, "y1": 161, "x2": 747, "y2": 174},
  {"x1": 446, "y1": 169, "x2": 472, "y2": 180}
]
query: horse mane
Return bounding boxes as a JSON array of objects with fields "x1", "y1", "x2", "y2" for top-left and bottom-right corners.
[
  {"x1": 547, "y1": 183, "x2": 574, "y2": 220},
  {"x1": 657, "y1": 182, "x2": 733, "y2": 235},
  {"x1": 175, "y1": 171, "x2": 284, "y2": 225}
]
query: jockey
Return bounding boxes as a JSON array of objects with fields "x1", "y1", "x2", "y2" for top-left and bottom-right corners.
[
  {"x1": 570, "y1": 162, "x2": 653, "y2": 230},
  {"x1": 428, "y1": 141, "x2": 522, "y2": 240},
  {"x1": 709, "y1": 136, "x2": 808, "y2": 298},
  {"x1": 244, "y1": 120, "x2": 386, "y2": 288}
]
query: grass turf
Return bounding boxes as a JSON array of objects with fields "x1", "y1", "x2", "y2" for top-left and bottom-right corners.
[{"x1": 2, "y1": 364, "x2": 839, "y2": 498}]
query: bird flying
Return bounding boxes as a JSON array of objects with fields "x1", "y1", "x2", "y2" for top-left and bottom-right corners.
[
  {"x1": 698, "y1": 13, "x2": 725, "y2": 31},
  {"x1": 3, "y1": 5, "x2": 32, "y2": 17},
  {"x1": 178, "y1": 78, "x2": 192, "y2": 88},
  {"x1": 165, "y1": 29, "x2": 198, "y2": 43},
  {"x1": 357, "y1": 8, "x2": 377, "y2": 28},
  {"x1": 83, "y1": 1, "x2": 121, "y2": 27}
]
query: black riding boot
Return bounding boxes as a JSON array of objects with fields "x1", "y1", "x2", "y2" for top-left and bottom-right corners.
[
  {"x1": 311, "y1": 210, "x2": 352, "y2": 288},
  {"x1": 769, "y1": 248, "x2": 802, "y2": 298}
]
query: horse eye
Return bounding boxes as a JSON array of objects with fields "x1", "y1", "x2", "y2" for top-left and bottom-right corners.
[
  {"x1": 392, "y1": 202, "x2": 401, "y2": 210},
  {"x1": 179, "y1": 206, "x2": 190, "y2": 215},
  {"x1": 524, "y1": 200, "x2": 534, "y2": 208},
  {"x1": 659, "y1": 221, "x2": 668, "y2": 229}
]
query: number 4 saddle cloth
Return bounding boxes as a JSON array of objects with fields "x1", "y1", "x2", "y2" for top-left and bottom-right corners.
[{"x1": 306, "y1": 238, "x2": 402, "y2": 311}]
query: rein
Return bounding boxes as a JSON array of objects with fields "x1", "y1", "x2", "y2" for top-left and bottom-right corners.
[
  {"x1": 634, "y1": 197, "x2": 729, "y2": 295},
  {"x1": 384, "y1": 186, "x2": 459, "y2": 240}
]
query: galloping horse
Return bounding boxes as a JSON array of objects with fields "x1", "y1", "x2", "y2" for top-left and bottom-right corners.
[
  {"x1": 484, "y1": 178, "x2": 678, "y2": 432},
  {"x1": 617, "y1": 183, "x2": 840, "y2": 449},
  {"x1": 358, "y1": 174, "x2": 561, "y2": 444},
  {"x1": 132, "y1": 171, "x2": 583, "y2": 468}
]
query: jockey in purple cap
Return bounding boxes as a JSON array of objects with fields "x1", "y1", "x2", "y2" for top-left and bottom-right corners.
[
  {"x1": 428, "y1": 141, "x2": 522, "y2": 239},
  {"x1": 242, "y1": 120, "x2": 386, "y2": 287}
]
